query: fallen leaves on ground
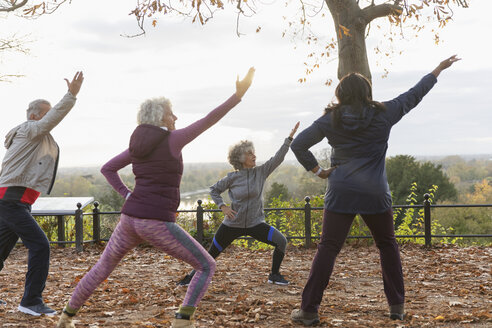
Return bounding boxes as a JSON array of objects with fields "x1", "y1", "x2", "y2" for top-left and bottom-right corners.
[{"x1": 0, "y1": 243, "x2": 490, "y2": 327}]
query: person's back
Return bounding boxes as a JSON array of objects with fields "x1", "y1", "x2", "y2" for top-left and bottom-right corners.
[
  {"x1": 293, "y1": 72, "x2": 438, "y2": 214},
  {"x1": 290, "y1": 56, "x2": 460, "y2": 326}
]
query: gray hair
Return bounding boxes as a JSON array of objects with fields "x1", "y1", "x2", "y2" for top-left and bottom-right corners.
[
  {"x1": 137, "y1": 97, "x2": 171, "y2": 126},
  {"x1": 228, "y1": 140, "x2": 254, "y2": 170},
  {"x1": 26, "y1": 99, "x2": 51, "y2": 119}
]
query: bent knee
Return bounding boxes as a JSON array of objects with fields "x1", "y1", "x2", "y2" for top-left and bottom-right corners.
[
  {"x1": 276, "y1": 235, "x2": 287, "y2": 253},
  {"x1": 272, "y1": 230, "x2": 287, "y2": 253},
  {"x1": 197, "y1": 254, "x2": 216, "y2": 275}
]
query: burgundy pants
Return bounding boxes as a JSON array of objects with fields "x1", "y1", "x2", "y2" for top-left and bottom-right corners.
[{"x1": 301, "y1": 209, "x2": 404, "y2": 313}]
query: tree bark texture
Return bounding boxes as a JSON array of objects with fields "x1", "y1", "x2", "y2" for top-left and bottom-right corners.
[{"x1": 326, "y1": 0, "x2": 402, "y2": 82}]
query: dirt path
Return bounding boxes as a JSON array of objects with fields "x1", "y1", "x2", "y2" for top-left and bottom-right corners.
[{"x1": 1, "y1": 243, "x2": 490, "y2": 327}]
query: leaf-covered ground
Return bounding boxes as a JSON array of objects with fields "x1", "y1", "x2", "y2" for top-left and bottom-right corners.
[{"x1": 1, "y1": 243, "x2": 490, "y2": 327}]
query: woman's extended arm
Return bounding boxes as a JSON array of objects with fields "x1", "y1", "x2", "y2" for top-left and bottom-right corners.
[
  {"x1": 100, "y1": 149, "x2": 132, "y2": 199},
  {"x1": 259, "y1": 122, "x2": 300, "y2": 177},
  {"x1": 431, "y1": 55, "x2": 461, "y2": 78},
  {"x1": 384, "y1": 55, "x2": 460, "y2": 126},
  {"x1": 169, "y1": 68, "x2": 255, "y2": 156}
]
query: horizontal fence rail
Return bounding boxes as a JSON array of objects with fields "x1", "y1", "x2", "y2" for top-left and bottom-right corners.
[{"x1": 31, "y1": 194, "x2": 492, "y2": 252}]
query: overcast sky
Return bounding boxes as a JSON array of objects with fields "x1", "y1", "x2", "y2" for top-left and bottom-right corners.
[{"x1": 2, "y1": 0, "x2": 491, "y2": 168}]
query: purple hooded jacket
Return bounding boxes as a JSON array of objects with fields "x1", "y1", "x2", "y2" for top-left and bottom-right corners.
[
  {"x1": 101, "y1": 94, "x2": 240, "y2": 222},
  {"x1": 121, "y1": 124, "x2": 182, "y2": 220}
]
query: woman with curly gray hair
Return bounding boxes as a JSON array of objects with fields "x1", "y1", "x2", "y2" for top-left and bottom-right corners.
[{"x1": 178, "y1": 122, "x2": 299, "y2": 287}]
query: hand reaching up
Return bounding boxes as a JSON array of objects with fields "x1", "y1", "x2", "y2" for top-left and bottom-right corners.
[
  {"x1": 65, "y1": 71, "x2": 84, "y2": 97},
  {"x1": 431, "y1": 55, "x2": 460, "y2": 78},
  {"x1": 236, "y1": 67, "x2": 255, "y2": 99},
  {"x1": 289, "y1": 122, "x2": 300, "y2": 139}
]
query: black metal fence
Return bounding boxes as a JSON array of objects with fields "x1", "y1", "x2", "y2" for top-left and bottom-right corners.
[{"x1": 33, "y1": 193, "x2": 492, "y2": 252}]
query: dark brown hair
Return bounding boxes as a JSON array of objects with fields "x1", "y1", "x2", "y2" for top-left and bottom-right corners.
[{"x1": 325, "y1": 72, "x2": 385, "y2": 127}]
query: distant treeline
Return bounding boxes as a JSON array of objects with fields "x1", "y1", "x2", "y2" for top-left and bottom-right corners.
[
  {"x1": 50, "y1": 153, "x2": 492, "y2": 206},
  {"x1": 44, "y1": 153, "x2": 492, "y2": 244}
]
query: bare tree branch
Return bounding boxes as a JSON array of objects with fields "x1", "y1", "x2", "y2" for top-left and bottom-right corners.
[
  {"x1": 362, "y1": 1, "x2": 402, "y2": 24},
  {"x1": 0, "y1": 73, "x2": 25, "y2": 82},
  {"x1": 0, "y1": 0, "x2": 28, "y2": 13},
  {"x1": 0, "y1": 35, "x2": 30, "y2": 53}
]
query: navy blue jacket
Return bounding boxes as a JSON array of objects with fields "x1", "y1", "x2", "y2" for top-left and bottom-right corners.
[{"x1": 291, "y1": 73, "x2": 437, "y2": 214}]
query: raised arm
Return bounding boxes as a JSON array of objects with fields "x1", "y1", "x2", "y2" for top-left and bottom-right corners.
[
  {"x1": 100, "y1": 149, "x2": 132, "y2": 199},
  {"x1": 431, "y1": 55, "x2": 461, "y2": 78},
  {"x1": 258, "y1": 122, "x2": 300, "y2": 177},
  {"x1": 384, "y1": 55, "x2": 460, "y2": 126},
  {"x1": 169, "y1": 68, "x2": 255, "y2": 155},
  {"x1": 27, "y1": 72, "x2": 84, "y2": 139}
]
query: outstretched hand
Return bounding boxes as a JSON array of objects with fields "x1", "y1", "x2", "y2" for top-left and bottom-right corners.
[
  {"x1": 289, "y1": 121, "x2": 300, "y2": 139},
  {"x1": 432, "y1": 55, "x2": 460, "y2": 78},
  {"x1": 65, "y1": 71, "x2": 84, "y2": 97},
  {"x1": 236, "y1": 67, "x2": 255, "y2": 99}
]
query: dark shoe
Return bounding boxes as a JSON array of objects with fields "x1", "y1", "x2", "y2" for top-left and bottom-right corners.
[
  {"x1": 389, "y1": 303, "x2": 405, "y2": 320},
  {"x1": 268, "y1": 272, "x2": 289, "y2": 285},
  {"x1": 18, "y1": 303, "x2": 56, "y2": 316},
  {"x1": 0, "y1": 299, "x2": 6, "y2": 306},
  {"x1": 177, "y1": 273, "x2": 194, "y2": 287},
  {"x1": 291, "y1": 309, "x2": 320, "y2": 326},
  {"x1": 390, "y1": 313, "x2": 405, "y2": 320}
]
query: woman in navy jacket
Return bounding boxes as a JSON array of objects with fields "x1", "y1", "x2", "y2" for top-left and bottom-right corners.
[{"x1": 290, "y1": 56, "x2": 460, "y2": 326}]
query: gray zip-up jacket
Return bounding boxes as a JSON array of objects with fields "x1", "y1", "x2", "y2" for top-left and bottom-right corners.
[
  {"x1": 0, "y1": 92, "x2": 77, "y2": 194},
  {"x1": 210, "y1": 137, "x2": 292, "y2": 228}
]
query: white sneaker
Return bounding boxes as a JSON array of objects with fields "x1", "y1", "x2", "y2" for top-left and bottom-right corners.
[{"x1": 18, "y1": 303, "x2": 57, "y2": 316}]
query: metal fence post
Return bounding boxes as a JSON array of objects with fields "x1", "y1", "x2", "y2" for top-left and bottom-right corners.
[
  {"x1": 424, "y1": 193, "x2": 432, "y2": 248},
  {"x1": 75, "y1": 202, "x2": 84, "y2": 252},
  {"x1": 304, "y1": 196, "x2": 312, "y2": 248},
  {"x1": 92, "y1": 201, "x2": 100, "y2": 244},
  {"x1": 196, "y1": 200, "x2": 204, "y2": 245},
  {"x1": 57, "y1": 215, "x2": 65, "y2": 248}
]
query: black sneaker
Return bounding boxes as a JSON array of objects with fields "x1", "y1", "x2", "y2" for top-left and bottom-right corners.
[
  {"x1": 389, "y1": 313, "x2": 405, "y2": 320},
  {"x1": 18, "y1": 303, "x2": 56, "y2": 316},
  {"x1": 389, "y1": 304, "x2": 405, "y2": 320},
  {"x1": 0, "y1": 299, "x2": 6, "y2": 306},
  {"x1": 268, "y1": 272, "x2": 289, "y2": 285},
  {"x1": 177, "y1": 273, "x2": 194, "y2": 287}
]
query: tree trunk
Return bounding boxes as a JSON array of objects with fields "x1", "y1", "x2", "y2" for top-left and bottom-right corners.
[{"x1": 326, "y1": 0, "x2": 371, "y2": 81}]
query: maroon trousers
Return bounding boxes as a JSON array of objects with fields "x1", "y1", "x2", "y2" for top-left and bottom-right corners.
[{"x1": 300, "y1": 209, "x2": 404, "y2": 313}]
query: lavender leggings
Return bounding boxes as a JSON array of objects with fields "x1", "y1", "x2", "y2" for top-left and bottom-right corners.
[{"x1": 68, "y1": 214, "x2": 215, "y2": 310}]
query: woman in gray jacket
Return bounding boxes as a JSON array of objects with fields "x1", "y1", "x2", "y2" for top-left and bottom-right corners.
[{"x1": 178, "y1": 122, "x2": 299, "y2": 286}]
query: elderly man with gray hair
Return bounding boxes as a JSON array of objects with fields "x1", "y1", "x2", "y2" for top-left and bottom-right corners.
[{"x1": 0, "y1": 72, "x2": 84, "y2": 316}]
